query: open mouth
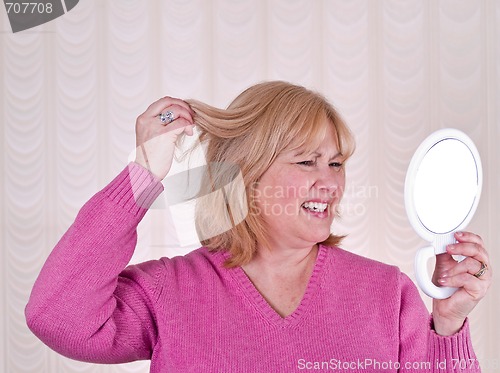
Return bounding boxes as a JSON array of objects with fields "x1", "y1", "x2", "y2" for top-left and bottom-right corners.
[{"x1": 301, "y1": 201, "x2": 328, "y2": 213}]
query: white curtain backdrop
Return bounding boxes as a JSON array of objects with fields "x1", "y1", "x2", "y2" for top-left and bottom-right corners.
[{"x1": 1, "y1": 1, "x2": 499, "y2": 372}]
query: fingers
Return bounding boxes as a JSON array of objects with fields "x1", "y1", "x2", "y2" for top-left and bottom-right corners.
[
  {"x1": 446, "y1": 232, "x2": 489, "y2": 268},
  {"x1": 136, "y1": 97, "x2": 195, "y2": 145},
  {"x1": 161, "y1": 118, "x2": 194, "y2": 137},
  {"x1": 437, "y1": 273, "x2": 487, "y2": 300},
  {"x1": 454, "y1": 231, "x2": 483, "y2": 246},
  {"x1": 134, "y1": 96, "x2": 195, "y2": 179},
  {"x1": 137, "y1": 97, "x2": 194, "y2": 129},
  {"x1": 435, "y1": 252, "x2": 460, "y2": 269},
  {"x1": 439, "y1": 257, "x2": 487, "y2": 279},
  {"x1": 160, "y1": 105, "x2": 194, "y2": 127},
  {"x1": 436, "y1": 231, "x2": 491, "y2": 299},
  {"x1": 432, "y1": 232, "x2": 491, "y2": 336},
  {"x1": 146, "y1": 96, "x2": 195, "y2": 120}
]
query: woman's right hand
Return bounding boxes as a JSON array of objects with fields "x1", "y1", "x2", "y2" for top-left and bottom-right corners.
[{"x1": 134, "y1": 96, "x2": 195, "y2": 180}]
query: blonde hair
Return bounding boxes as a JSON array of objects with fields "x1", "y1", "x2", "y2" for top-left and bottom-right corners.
[{"x1": 186, "y1": 81, "x2": 355, "y2": 267}]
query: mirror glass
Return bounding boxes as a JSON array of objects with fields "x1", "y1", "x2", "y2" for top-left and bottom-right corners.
[{"x1": 413, "y1": 139, "x2": 478, "y2": 234}]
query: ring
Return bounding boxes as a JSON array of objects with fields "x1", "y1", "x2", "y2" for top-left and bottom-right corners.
[
  {"x1": 159, "y1": 111, "x2": 175, "y2": 125},
  {"x1": 473, "y1": 261, "x2": 488, "y2": 278}
]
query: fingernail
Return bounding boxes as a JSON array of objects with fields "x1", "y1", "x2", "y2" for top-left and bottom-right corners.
[
  {"x1": 455, "y1": 231, "x2": 464, "y2": 237},
  {"x1": 446, "y1": 244, "x2": 455, "y2": 252},
  {"x1": 440, "y1": 271, "x2": 449, "y2": 278},
  {"x1": 438, "y1": 277, "x2": 447, "y2": 284}
]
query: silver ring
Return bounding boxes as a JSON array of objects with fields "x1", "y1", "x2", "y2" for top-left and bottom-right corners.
[{"x1": 159, "y1": 110, "x2": 175, "y2": 125}]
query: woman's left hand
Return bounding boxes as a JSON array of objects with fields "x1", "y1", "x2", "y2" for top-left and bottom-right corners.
[{"x1": 431, "y1": 231, "x2": 492, "y2": 336}]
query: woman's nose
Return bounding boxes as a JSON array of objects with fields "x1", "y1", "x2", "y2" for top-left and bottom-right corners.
[{"x1": 315, "y1": 169, "x2": 343, "y2": 195}]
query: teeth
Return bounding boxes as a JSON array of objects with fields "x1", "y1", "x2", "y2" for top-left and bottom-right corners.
[{"x1": 302, "y1": 202, "x2": 328, "y2": 213}]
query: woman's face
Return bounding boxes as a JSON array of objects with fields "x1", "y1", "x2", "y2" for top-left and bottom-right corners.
[{"x1": 253, "y1": 124, "x2": 346, "y2": 250}]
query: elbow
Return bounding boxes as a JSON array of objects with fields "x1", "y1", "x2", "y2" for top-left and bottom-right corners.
[
  {"x1": 25, "y1": 302, "x2": 85, "y2": 361},
  {"x1": 25, "y1": 300, "x2": 120, "y2": 363},
  {"x1": 25, "y1": 298, "x2": 68, "y2": 349},
  {"x1": 25, "y1": 300, "x2": 51, "y2": 343},
  {"x1": 25, "y1": 300, "x2": 40, "y2": 335}
]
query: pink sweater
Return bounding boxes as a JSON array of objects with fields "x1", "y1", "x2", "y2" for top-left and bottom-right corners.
[{"x1": 26, "y1": 163, "x2": 480, "y2": 372}]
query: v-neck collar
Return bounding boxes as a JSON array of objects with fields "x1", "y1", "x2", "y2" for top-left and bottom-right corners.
[{"x1": 226, "y1": 244, "x2": 329, "y2": 327}]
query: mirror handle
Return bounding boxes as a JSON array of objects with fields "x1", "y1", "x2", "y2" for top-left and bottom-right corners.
[{"x1": 414, "y1": 246, "x2": 458, "y2": 299}]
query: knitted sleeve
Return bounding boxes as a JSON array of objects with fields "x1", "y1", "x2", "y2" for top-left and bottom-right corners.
[
  {"x1": 399, "y1": 272, "x2": 481, "y2": 372},
  {"x1": 25, "y1": 163, "x2": 164, "y2": 363}
]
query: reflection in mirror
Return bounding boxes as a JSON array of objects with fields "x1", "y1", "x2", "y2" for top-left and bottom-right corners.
[{"x1": 413, "y1": 139, "x2": 478, "y2": 234}]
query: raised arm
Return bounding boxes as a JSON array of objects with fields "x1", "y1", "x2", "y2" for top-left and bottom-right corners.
[{"x1": 25, "y1": 97, "x2": 195, "y2": 363}]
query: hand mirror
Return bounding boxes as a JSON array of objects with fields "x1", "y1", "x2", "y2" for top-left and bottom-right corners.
[{"x1": 404, "y1": 128, "x2": 482, "y2": 299}]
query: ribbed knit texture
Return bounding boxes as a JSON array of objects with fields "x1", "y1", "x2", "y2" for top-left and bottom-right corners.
[{"x1": 26, "y1": 163, "x2": 480, "y2": 372}]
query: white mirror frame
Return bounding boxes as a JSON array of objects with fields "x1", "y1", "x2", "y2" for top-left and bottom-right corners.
[{"x1": 404, "y1": 128, "x2": 482, "y2": 299}]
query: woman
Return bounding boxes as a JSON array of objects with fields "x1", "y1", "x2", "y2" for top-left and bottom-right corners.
[{"x1": 26, "y1": 81, "x2": 491, "y2": 372}]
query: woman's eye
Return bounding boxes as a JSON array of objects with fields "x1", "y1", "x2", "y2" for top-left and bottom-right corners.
[
  {"x1": 297, "y1": 160, "x2": 315, "y2": 166},
  {"x1": 330, "y1": 162, "x2": 343, "y2": 168}
]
